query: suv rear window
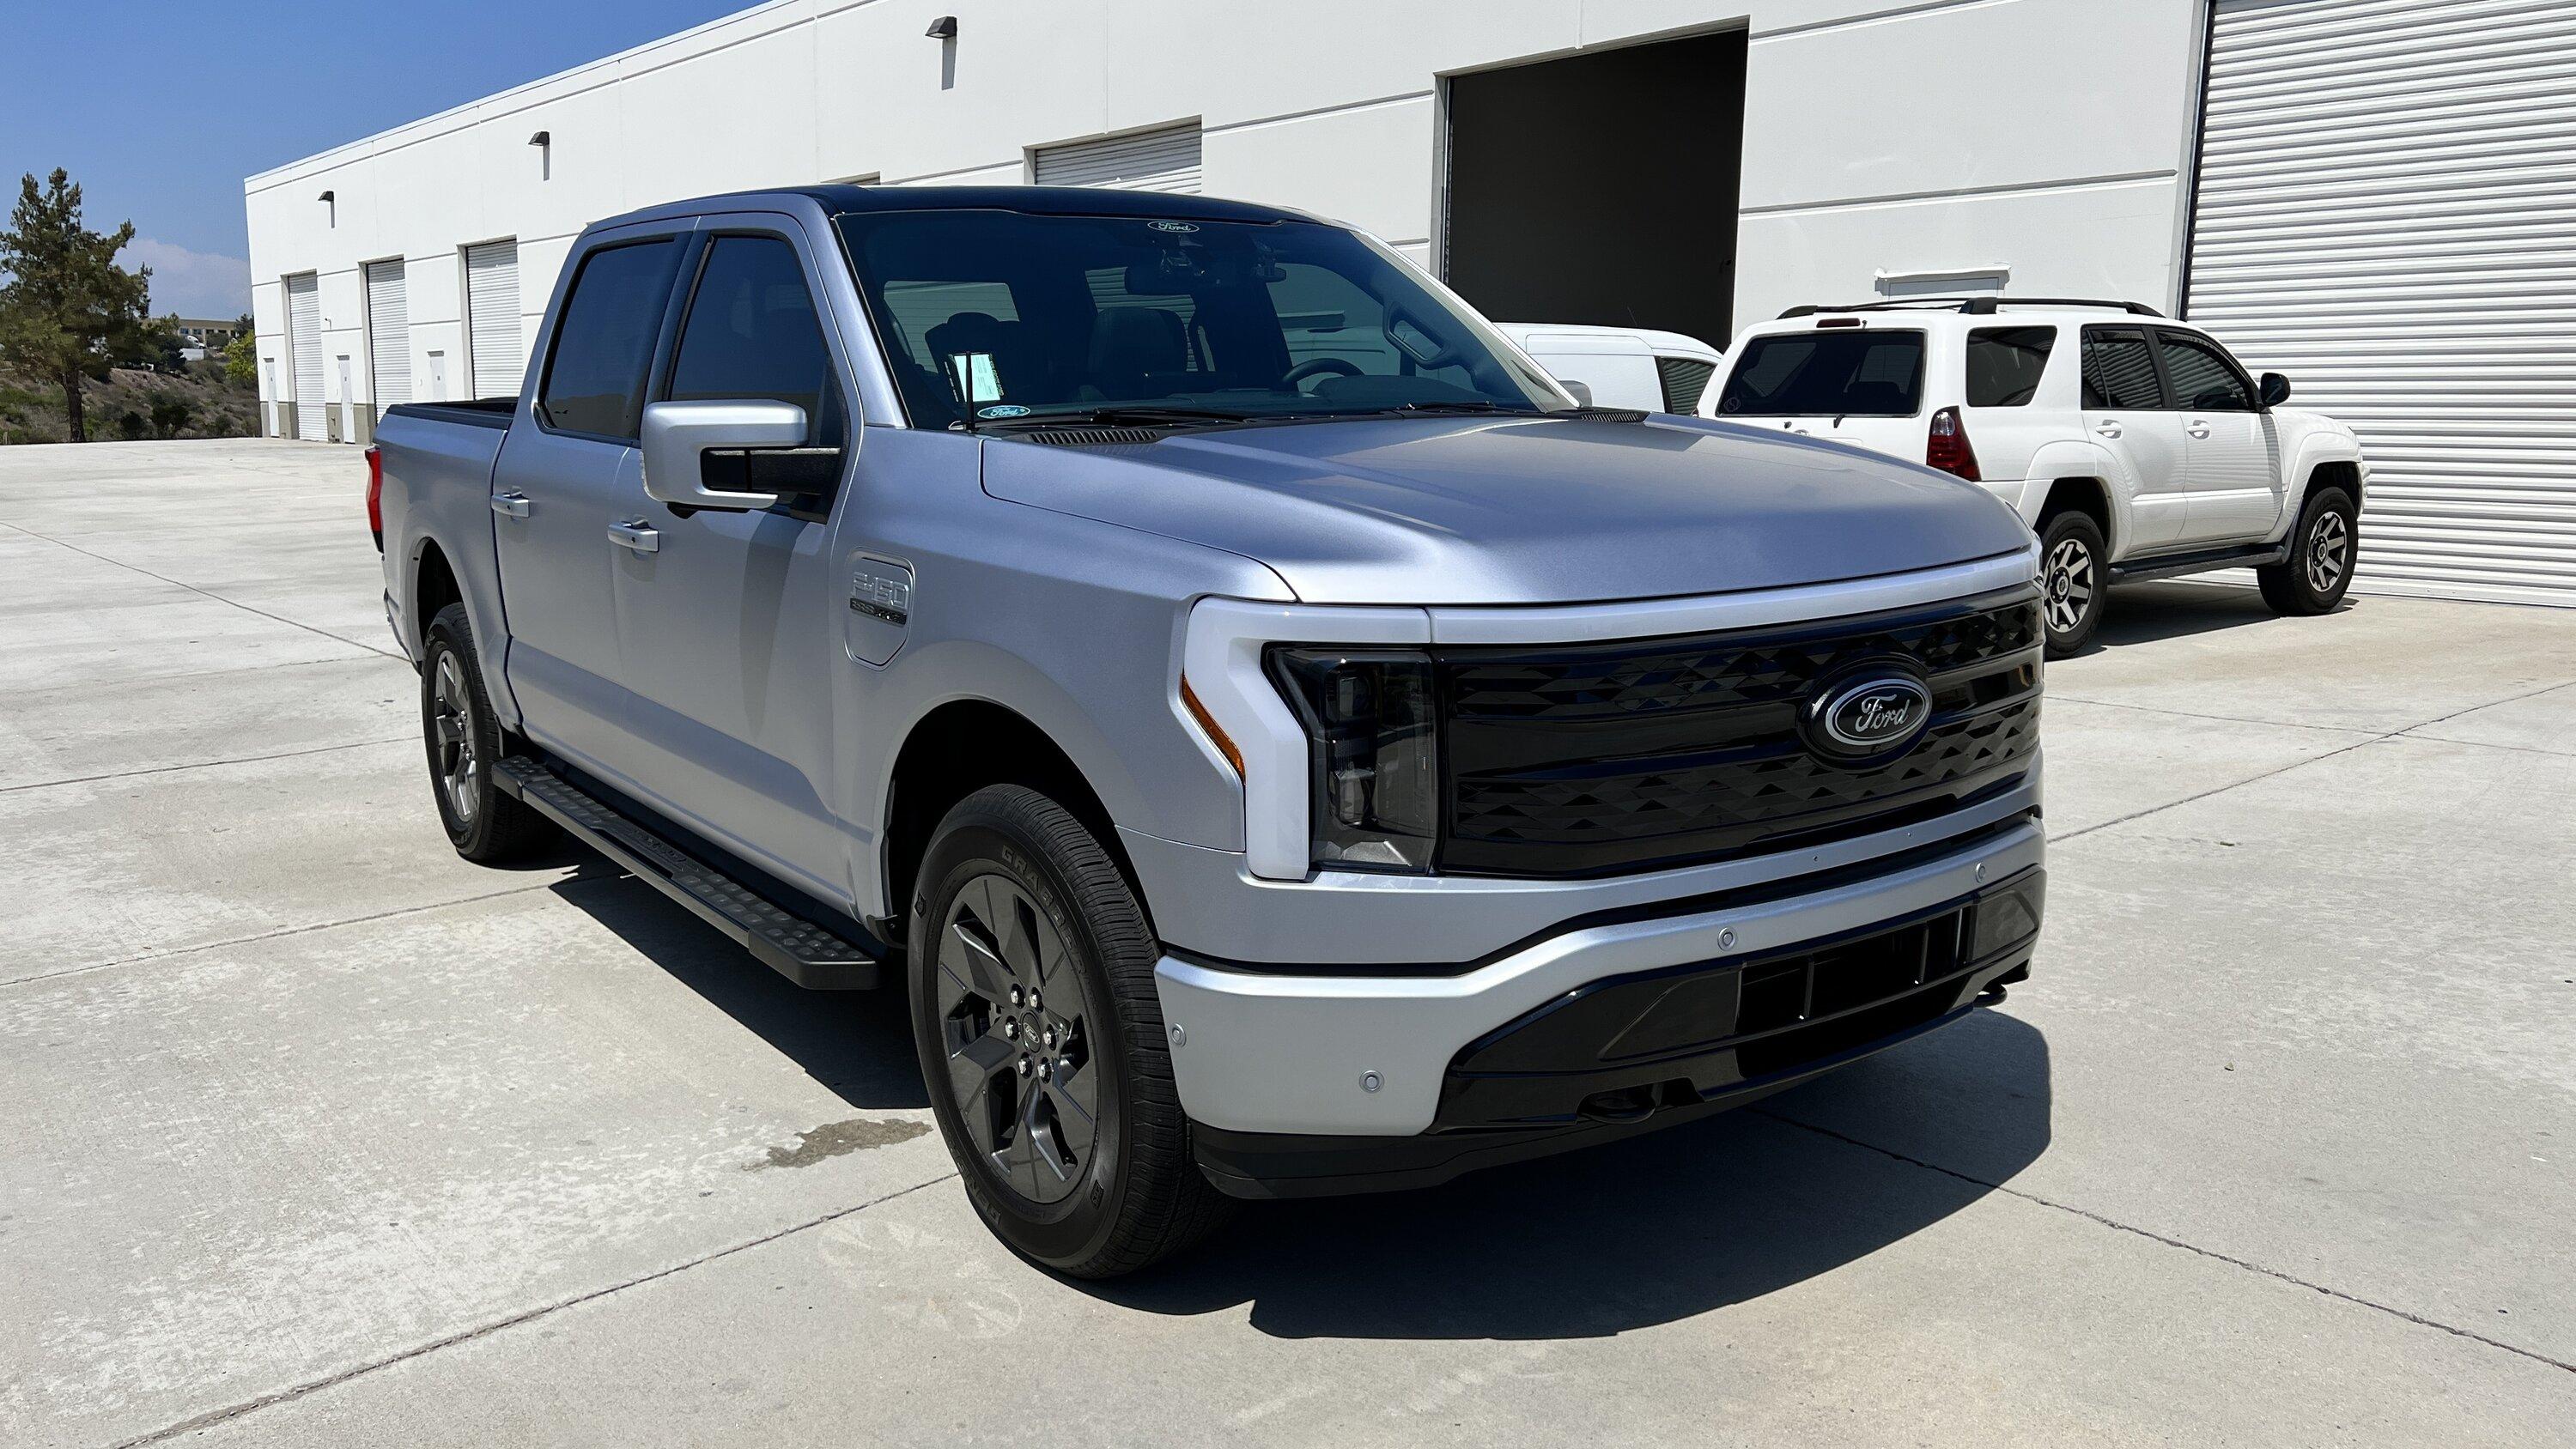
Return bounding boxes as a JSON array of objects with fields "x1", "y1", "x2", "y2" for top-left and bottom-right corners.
[
  {"x1": 1716, "y1": 330, "x2": 1925, "y2": 417},
  {"x1": 1965, "y1": 326, "x2": 2056, "y2": 408}
]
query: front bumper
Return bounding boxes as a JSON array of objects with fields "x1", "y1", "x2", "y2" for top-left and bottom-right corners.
[{"x1": 1153, "y1": 814, "x2": 2042, "y2": 1166}]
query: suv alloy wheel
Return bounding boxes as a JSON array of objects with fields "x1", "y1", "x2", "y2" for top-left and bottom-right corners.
[{"x1": 2038, "y1": 511, "x2": 2107, "y2": 658}]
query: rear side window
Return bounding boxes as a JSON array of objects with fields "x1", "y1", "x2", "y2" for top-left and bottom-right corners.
[
  {"x1": 1965, "y1": 326, "x2": 2056, "y2": 408},
  {"x1": 1716, "y1": 330, "x2": 1925, "y2": 417},
  {"x1": 668, "y1": 236, "x2": 840, "y2": 446},
  {"x1": 2157, "y1": 331, "x2": 2256, "y2": 412},
  {"x1": 538, "y1": 239, "x2": 683, "y2": 440},
  {"x1": 2081, "y1": 326, "x2": 2163, "y2": 410}
]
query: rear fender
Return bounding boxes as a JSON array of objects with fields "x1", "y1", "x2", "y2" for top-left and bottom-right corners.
[{"x1": 2019, "y1": 440, "x2": 2135, "y2": 556}]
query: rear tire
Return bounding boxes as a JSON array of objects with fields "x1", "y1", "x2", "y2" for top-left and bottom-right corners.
[
  {"x1": 2038, "y1": 511, "x2": 2108, "y2": 658},
  {"x1": 908, "y1": 785, "x2": 1230, "y2": 1278},
  {"x1": 2257, "y1": 487, "x2": 2358, "y2": 616},
  {"x1": 421, "y1": 603, "x2": 557, "y2": 863}
]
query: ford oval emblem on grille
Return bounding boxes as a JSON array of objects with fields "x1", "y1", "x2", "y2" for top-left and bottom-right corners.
[{"x1": 1801, "y1": 666, "x2": 1935, "y2": 764}]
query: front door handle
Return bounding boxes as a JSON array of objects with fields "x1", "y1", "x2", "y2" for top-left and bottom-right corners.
[
  {"x1": 2186, "y1": 421, "x2": 2212, "y2": 439},
  {"x1": 490, "y1": 490, "x2": 531, "y2": 518},
  {"x1": 2093, "y1": 421, "x2": 2123, "y2": 439},
  {"x1": 607, "y1": 519, "x2": 660, "y2": 555}
]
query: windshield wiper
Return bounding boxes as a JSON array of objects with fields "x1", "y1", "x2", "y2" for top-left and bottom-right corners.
[{"x1": 983, "y1": 405, "x2": 1258, "y2": 429}]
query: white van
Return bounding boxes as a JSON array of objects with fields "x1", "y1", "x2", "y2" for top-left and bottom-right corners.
[{"x1": 1493, "y1": 323, "x2": 1723, "y2": 415}]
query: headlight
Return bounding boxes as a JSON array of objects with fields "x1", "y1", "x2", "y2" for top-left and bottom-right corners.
[{"x1": 1266, "y1": 646, "x2": 1440, "y2": 872}]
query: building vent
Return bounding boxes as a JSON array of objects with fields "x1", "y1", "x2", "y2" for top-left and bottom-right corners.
[{"x1": 1032, "y1": 123, "x2": 1201, "y2": 193}]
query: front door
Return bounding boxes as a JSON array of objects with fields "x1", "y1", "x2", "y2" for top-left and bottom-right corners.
[
  {"x1": 2156, "y1": 329, "x2": 2284, "y2": 546},
  {"x1": 2078, "y1": 324, "x2": 2189, "y2": 551},
  {"x1": 606, "y1": 228, "x2": 854, "y2": 904},
  {"x1": 491, "y1": 231, "x2": 690, "y2": 779}
]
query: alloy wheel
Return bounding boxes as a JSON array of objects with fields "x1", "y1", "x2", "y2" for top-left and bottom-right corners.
[
  {"x1": 2045, "y1": 536, "x2": 2096, "y2": 638},
  {"x1": 935, "y1": 874, "x2": 1098, "y2": 1205},
  {"x1": 2306, "y1": 509, "x2": 2350, "y2": 595},
  {"x1": 430, "y1": 649, "x2": 481, "y2": 825}
]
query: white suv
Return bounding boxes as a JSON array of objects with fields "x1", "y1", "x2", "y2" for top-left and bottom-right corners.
[{"x1": 1704, "y1": 299, "x2": 2370, "y2": 655}]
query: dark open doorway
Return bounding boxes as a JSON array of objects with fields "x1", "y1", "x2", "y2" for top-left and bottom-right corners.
[{"x1": 1443, "y1": 30, "x2": 1747, "y2": 351}]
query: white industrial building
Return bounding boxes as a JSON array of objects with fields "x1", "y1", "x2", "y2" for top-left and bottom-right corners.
[{"x1": 247, "y1": 0, "x2": 2576, "y2": 606}]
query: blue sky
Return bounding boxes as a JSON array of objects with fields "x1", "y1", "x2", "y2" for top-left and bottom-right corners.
[{"x1": 2, "y1": 0, "x2": 738, "y2": 318}]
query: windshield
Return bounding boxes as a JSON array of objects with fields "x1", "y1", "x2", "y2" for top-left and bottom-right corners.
[
  {"x1": 832, "y1": 209, "x2": 1575, "y2": 428},
  {"x1": 1715, "y1": 330, "x2": 1927, "y2": 418}
]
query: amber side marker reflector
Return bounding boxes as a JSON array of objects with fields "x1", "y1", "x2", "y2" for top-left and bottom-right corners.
[{"x1": 1181, "y1": 677, "x2": 1242, "y2": 777}]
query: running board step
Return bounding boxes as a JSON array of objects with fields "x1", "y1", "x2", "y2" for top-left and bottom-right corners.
[
  {"x1": 2107, "y1": 542, "x2": 2287, "y2": 585},
  {"x1": 494, "y1": 755, "x2": 883, "y2": 990}
]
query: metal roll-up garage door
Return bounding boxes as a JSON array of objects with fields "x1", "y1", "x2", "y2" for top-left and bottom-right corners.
[
  {"x1": 1032, "y1": 123, "x2": 1201, "y2": 192},
  {"x1": 464, "y1": 239, "x2": 523, "y2": 401},
  {"x1": 284, "y1": 272, "x2": 326, "y2": 442},
  {"x1": 364, "y1": 259, "x2": 410, "y2": 416},
  {"x1": 2189, "y1": 0, "x2": 2576, "y2": 606}
]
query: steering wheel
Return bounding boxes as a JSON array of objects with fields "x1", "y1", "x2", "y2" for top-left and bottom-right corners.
[{"x1": 1281, "y1": 357, "x2": 1364, "y2": 391}]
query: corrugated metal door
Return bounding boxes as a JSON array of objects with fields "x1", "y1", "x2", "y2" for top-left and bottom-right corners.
[
  {"x1": 364, "y1": 259, "x2": 410, "y2": 416},
  {"x1": 1032, "y1": 124, "x2": 1201, "y2": 192},
  {"x1": 2190, "y1": 0, "x2": 2576, "y2": 606},
  {"x1": 284, "y1": 272, "x2": 326, "y2": 442},
  {"x1": 464, "y1": 239, "x2": 523, "y2": 400}
]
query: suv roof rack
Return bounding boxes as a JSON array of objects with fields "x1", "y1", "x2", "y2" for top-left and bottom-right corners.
[{"x1": 1777, "y1": 297, "x2": 2164, "y2": 320}]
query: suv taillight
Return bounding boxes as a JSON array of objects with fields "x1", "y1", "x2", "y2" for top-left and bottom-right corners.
[
  {"x1": 364, "y1": 445, "x2": 384, "y2": 550},
  {"x1": 1927, "y1": 406, "x2": 1980, "y2": 482}
]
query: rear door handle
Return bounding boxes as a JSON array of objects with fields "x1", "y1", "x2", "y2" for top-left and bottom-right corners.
[
  {"x1": 490, "y1": 490, "x2": 531, "y2": 518},
  {"x1": 2093, "y1": 421, "x2": 2123, "y2": 439},
  {"x1": 607, "y1": 519, "x2": 660, "y2": 555},
  {"x1": 2186, "y1": 421, "x2": 2212, "y2": 439}
]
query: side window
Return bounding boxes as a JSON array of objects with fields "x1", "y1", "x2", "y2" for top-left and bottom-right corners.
[
  {"x1": 2156, "y1": 331, "x2": 2255, "y2": 412},
  {"x1": 1965, "y1": 326, "x2": 2056, "y2": 408},
  {"x1": 538, "y1": 239, "x2": 683, "y2": 439},
  {"x1": 668, "y1": 236, "x2": 840, "y2": 446},
  {"x1": 2081, "y1": 326, "x2": 2163, "y2": 410}
]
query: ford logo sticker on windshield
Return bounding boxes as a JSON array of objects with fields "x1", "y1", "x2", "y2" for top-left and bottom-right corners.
[
  {"x1": 1147, "y1": 221, "x2": 1199, "y2": 233},
  {"x1": 1800, "y1": 666, "x2": 1935, "y2": 764}
]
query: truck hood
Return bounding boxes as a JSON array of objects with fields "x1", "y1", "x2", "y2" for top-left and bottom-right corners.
[{"x1": 980, "y1": 414, "x2": 2032, "y2": 606}]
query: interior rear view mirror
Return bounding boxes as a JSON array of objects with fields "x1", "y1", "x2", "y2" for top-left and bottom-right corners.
[
  {"x1": 2259, "y1": 372, "x2": 2293, "y2": 408},
  {"x1": 640, "y1": 399, "x2": 810, "y2": 511}
]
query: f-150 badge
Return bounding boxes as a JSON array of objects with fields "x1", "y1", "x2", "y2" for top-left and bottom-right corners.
[{"x1": 849, "y1": 561, "x2": 913, "y2": 626}]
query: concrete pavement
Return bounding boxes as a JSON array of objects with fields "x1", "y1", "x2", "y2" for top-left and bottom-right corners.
[{"x1": 3, "y1": 440, "x2": 2570, "y2": 1446}]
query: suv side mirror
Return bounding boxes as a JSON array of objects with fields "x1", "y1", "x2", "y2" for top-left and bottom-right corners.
[
  {"x1": 2258, "y1": 372, "x2": 2292, "y2": 409},
  {"x1": 640, "y1": 399, "x2": 809, "y2": 511}
]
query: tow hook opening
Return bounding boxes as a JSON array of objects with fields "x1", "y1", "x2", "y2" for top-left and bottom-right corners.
[{"x1": 1577, "y1": 1079, "x2": 1696, "y2": 1125}]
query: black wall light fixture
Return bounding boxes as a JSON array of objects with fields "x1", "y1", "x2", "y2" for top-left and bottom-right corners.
[
  {"x1": 318, "y1": 189, "x2": 336, "y2": 227},
  {"x1": 925, "y1": 15, "x2": 957, "y2": 39},
  {"x1": 530, "y1": 130, "x2": 552, "y2": 180}
]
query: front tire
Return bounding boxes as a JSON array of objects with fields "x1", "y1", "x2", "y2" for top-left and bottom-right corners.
[
  {"x1": 2038, "y1": 511, "x2": 2108, "y2": 658},
  {"x1": 2257, "y1": 487, "x2": 2358, "y2": 615},
  {"x1": 421, "y1": 603, "x2": 557, "y2": 863},
  {"x1": 908, "y1": 785, "x2": 1230, "y2": 1278}
]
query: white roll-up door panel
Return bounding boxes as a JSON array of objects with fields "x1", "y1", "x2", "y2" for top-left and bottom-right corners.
[
  {"x1": 464, "y1": 239, "x2": 524, "y2": 401},
  {"x1": 1033, "y1": 123, "x2": 1202, "y2": 192},
  {"x1": 2190, "y1": 0, "x2": 2576, "y2": 605},
  {"x1": 364, "y1": 259, "x2": 410, "y2": 416},
  {"x1": 284, "y1": 272, "x2": 326, "y2": 442}
]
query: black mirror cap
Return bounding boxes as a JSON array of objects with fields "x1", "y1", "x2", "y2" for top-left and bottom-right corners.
[{"x1": 2259, "y1": 372, "x2": 2293, "y2": 408}]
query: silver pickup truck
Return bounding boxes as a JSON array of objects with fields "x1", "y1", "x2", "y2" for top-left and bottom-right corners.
[{"x1": 373, "y1": 185, "x2": 2048, "y2": 1277}]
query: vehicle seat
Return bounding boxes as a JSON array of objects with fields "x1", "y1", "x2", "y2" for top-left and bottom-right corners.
[{"x1": 1084, "y1": 307, "x2": 1191, "y2": 400}]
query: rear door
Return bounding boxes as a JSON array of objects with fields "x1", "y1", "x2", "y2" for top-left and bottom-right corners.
[
  {"x1": 603, "y1": 224, "x2": 854, "y2": 900},
  {"x1": 490, "y1": 227, "x2": 690, "y2": 777},
  {"x1": 1709, "y1": 325, "x2": 1929, "y2": 457},
  {"x1": 2154, "y1": 327, "x2": 2283, "y2": 545},
  {"x1": 2078, "y1": 324, "x2": 2189, "y2": 551}
]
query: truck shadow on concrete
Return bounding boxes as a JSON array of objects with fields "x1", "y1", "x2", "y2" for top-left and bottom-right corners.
[
  {"x1": 1096, "y1": 1009, "x2": 2051, "y2": 1339},
  {"x1": 547, "y1": 871, "x2": 932, "y2": 1113},
  {"x1": 2077, "y1": 579, "x2": 2354, "y2": 656}
]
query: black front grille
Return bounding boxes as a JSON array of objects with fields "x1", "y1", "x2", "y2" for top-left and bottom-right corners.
[{"x1": 1436, "y1": 590, "x2": 2041, "y2": 876}]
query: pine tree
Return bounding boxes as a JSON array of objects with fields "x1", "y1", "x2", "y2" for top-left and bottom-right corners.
[{"x1": 0, "y1": 169, "x2": 156, "y2": 444}]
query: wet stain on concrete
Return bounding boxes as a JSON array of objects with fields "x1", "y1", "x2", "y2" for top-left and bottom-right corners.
[{"x1": 747, "y1": 1117, "x2": 931, "y2": 1171}]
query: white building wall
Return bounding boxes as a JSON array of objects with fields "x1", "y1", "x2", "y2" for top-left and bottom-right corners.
[{"x1": 246, "y1": 0, "x2": 2203, "y2": 430}]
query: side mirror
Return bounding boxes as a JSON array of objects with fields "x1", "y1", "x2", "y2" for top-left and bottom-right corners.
[
  {"x1": 640, "y1": 399, "x2": 809, "y2": 511},
  {"x1": 2258, "y1": 372, "x2": 2292, "y2": 409},
  {"x1": 1559, "y1": 379, "x2": 1595, "y2": 407}
]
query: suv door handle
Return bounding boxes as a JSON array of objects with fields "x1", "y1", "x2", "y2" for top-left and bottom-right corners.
[
  {"x1": 490, "y1": 490, "x2": 531, "y2": 518},
  {"x1": 2093, "y1": 421, "x2": 2122, "y2": 439},
  {"x1": 607, "y1": 519, "x2": 660, "y2": 555},
  {"x1": 2186, "y1": 421, "x2": 2212, "y2": 439}
]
